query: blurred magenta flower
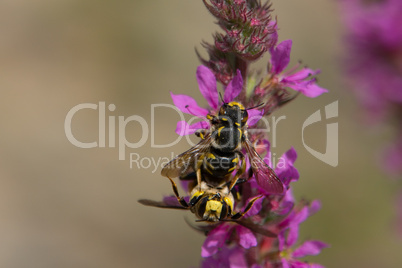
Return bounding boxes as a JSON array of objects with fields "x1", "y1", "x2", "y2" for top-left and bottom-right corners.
[
  {"x1": 341, "y1": 0, "x2": 402, "y2": 122},
  {"x1": 340, "y1": 0, "x2": 402, "y2": 236},
  {"x1": 340, "y1": 0, "x2": 402, "y2": 173}
]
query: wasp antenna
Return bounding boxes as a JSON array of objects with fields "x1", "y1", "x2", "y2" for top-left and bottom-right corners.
[
  {"x1": 219, "y1": 92, "x2": 225, "y2": 105},
  {"x1": 247, "y1": 103, "x2": 264, "y2": 110}
]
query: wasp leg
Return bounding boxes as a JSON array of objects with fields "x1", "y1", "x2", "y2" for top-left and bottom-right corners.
[
  {"x1": 194, "y1": 156, "x2": 205, "y2": 191},
  {"x1": 230, "y1": 195, "x2": 263, "y2": 220},
  {"x1": 206, "y1": 114, "x2": 218, "y2": 121},
  {"x1": 195, "y1": 129, "x2": 207, "y2": 140},
  {"x1": 228, "y1": 178, "x2": 246, "y2": 202},
  {"x1": 228, "y1": 153, "x2": 246, "y2": 191},
  {"x1": 166, "y1": 176, "x2": 189, "y2": 208},
  {"x1": 196, "y1": 168, "x2": 202, "y2": 191}
]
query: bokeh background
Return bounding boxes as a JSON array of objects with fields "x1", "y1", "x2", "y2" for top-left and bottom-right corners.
[{"x1": 1, "y1": 0, "x2": 401, "y2": 267}]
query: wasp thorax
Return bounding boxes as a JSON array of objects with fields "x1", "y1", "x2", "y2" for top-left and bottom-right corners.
[{"x1": 212, "y1": 102, "x2": 248, "y2": 153}]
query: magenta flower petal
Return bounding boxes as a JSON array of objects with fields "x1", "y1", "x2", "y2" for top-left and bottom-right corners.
[
  {"x1": 286, "y1": 224, "x2": 300, "y2": 248},
  {"x1": 302, "y1": 83, "x2": 329, "y2": 98},
  {"x1": 272, "y1": 188, "x2": 295, "y2": 215},
  {"x1": 275, "y1": 147, "x2": 300, "y2": 185},
  {"x1": 286, "y1": 81, "x2": 328, "y2": 98},
  {"x1": 309, "y1": 264, "x2": 325, "y2": 268},
  {"x1": 284, "y1": 207, "x2": 309, "y2": 247},
  {"x1": 224, "y1": 69, "x2": 243, "y2": 103},
  {"x1": 228, "y1": 248, "x2": 248, "y2": 268},
  {"x1": 292, "y1": 240, "x2": 329, "y2": 258},
  {"x1": 247, "y1": 109, "x2": 263, "y2": 126},
  {"x1": 280, "y1": 258, "x2": 291, "y2": 268},
  {"x1": 237, "y1": 225, "x2": 258, "y2": 249},
  {"x1": 201, "y1": 224, "x2": 229, "y2": 257},
  {"x1": 270, "y1": 40, "x2": 292, "y2": 74},
  {"x1": 285, "y1": 146, "x2": 298, "y2": 163},
  {"x1": 278, "y1": 232, "x2": 286, "y2": 251},
  {"x1": 170, "y1": 92, "x2": 209, "y2": 116},
  {"x1": 309, "y1": 200, "x2": 322, "y2": 215},
  {"x1": 175, "y1": 120, "x2": 209, "y2": 136},
  {"x1": 267, "y1": 20, "x2": 279, "y2": 46},
  {"x1": 196, "y1": 65, "x2": 219, "y2": 109},
  {"x1": 289, "y1": 260, "x2": 312, "y2": 268},
  {"x1": 291, "y1": 206, "x2": 310, "y2": 226},
  {"x1": 276, "y1": 200, "x2": 295, "y2": 216},
  {"x1": 285, "y1": 68, "x2": 320, "y2": 82}
]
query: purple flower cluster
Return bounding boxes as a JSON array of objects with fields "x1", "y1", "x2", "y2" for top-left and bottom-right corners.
[
  {"x1": 148, "y1": 1, "x2": 330, "y2": 267},
  {"x1": 340, "y1": 0, "x2": 402, "y2": 176},
  {"x1": 168, "y1": 58, "x2": 328, "y2": 266},
  {"x1": 198, "y1": 0, "x2": 279, "y2": 85},
  {"x1": 253, "y1": 40, "x2": 328, "y2": 116},
  {"x1": 175, "y1": 40, "x2": 327, "y2": 132},
  {"x1": 198, "y1": 141, "x2": 329, "y2": 267}
]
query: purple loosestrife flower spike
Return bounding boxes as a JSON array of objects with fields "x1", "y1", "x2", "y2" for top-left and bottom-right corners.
[
  {"x1": 145, "y1": 2, "x2": 329, "y2": 267},
  {"x1": 203, "y1": 0, "x2": 277, "y2": 60}
]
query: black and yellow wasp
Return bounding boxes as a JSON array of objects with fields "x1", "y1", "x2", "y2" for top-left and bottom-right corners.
[
  {"x1": 139, "y1": 100, "x2": 283, "y2": 233},
  {"x1": 161, "y1": 100, "x2": 284, "y2": 195},
  {"x1": 139, "y1": 100, "x2": 282, "y2": 233},
  {"x1": 139, "y1": 172, "x2": 261, "y2": 222},
  {"x1": 138, "y1": 172, "x2": 276, "y2": 237}
]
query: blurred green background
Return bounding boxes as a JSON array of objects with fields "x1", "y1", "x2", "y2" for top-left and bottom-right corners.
[{"x1": 1, "y1": 0, "x2": 401, "y2": 267}]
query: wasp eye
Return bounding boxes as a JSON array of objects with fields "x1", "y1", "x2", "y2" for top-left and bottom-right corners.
[
  {"x1": 220, "y1": 202, "x2": 228, "y2": 220},
  {"x1": 241, "y1": 110, "x2": 248, "y2": 124},
  {"x1": 219, "y1": 106, "x2": 226, "y2": 115},
  {"x1": 197, "y1": 197, "x2": 208, "y2": 218}
]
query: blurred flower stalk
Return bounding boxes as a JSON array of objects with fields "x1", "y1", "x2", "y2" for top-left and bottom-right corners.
[
  {"x1": 339, "y1": 0, "x2": 402, "y2": 234},
  {"x1": 162, "y1": 1, "x2": 329, "y2": 266}
]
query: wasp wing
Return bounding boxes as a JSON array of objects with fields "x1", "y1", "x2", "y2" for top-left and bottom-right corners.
[
  {"x1": 161, "y1": 133, "x2": 212, "y2": 178},
  {"x1": 243, "y1": 138, "x2": 284, "y2": 194},
  {"x1": 183, "y1": 217, "x2": 217, "y2": 235},
  {"x1": 138, "y1": 199, "x2": 188, "y2": 210},
  {"x1": 235, "y1": 218, "x2": 277, "y2": 237}
]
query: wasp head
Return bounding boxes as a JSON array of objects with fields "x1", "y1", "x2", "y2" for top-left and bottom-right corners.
[{"x1": 190, "y1": 187, "x2": 234, "y2": 222}]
